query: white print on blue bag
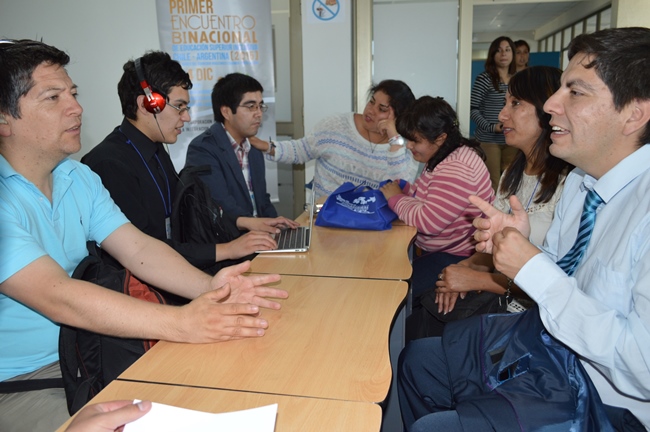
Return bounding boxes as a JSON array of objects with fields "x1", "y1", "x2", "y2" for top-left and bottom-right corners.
[{"x1": 334, "y1": 193, "x2": 376, "y2": 214}]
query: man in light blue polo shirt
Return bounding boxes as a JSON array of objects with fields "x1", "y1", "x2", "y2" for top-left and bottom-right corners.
[
  {"x1": 0, "y1": 39, "x2": 288, "y2": 432},
  {"x1": 0, "y1": 155, "x2": 128, "y2": 381}
]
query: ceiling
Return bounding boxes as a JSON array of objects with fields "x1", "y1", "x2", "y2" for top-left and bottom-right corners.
[{"x1": 473, "y1": 1, "x2": 582, "y2": 36}]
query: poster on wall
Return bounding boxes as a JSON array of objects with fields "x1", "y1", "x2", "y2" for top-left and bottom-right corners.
[{"x1": 155, "y1": 0, "x2": 278, "y2": 201}]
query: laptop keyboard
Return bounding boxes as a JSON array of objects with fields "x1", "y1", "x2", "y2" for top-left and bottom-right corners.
[{"x1": 276, "y1": 227, "x2": 309, "y2": 250}]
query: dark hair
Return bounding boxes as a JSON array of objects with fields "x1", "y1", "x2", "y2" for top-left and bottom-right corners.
[
  {"x1": 514, "y1": 40, "x2": 530, "y2": 52},
  {"x1": 397, "y1": 96, "x2": 485, "y2": 172},
  {"x1": 568, "y1": 27, "x2": 650, "y2": 145},
  {"x1": 485, "y1": 36, "x2": 516, "y2": 91},
  {"x1": 0, "y1": 39, "x2": 70, "y2": 119},
  {"x1": 211, "y1": 72, "x2": 263, "y2": 122},
  {"x1": 118, "y1": 51, "x2": 192, "y2": 120},
  {"x1": 500, "y1": 66, "x2": 573, "y2": 204},
  {"x1": 515, "y1": 40, "x2": 530, "y2": 68},
  {"x1": 368, "y1": 79, "x2": 415, "y2": 119}
]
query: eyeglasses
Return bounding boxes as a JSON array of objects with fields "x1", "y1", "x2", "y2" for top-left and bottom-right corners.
[
  {"x1": 238, "y1": 102, "x2": 268, "y2": 113},
  {"x1": 167, "y1": 102, "x2": 191, "y2": 115}
]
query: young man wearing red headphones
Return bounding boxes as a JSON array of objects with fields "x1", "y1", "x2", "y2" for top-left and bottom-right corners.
[{"x1": 82, "y1": 52, "x2": 297, "y2": 273}]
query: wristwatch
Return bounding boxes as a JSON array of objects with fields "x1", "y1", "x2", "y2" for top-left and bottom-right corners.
[{"x1": 388, "y1": 135, "x2": 406, "y2": 146}]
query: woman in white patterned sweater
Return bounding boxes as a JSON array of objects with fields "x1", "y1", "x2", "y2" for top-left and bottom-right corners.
[{"x1": 249, "y1": 80, "x2": 419, "y2": 199}]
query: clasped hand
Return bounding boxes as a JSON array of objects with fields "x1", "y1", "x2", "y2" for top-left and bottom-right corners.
[
  {"x1": 469, "y1": 194, "x2": 541, "y2": 279},
  {"x1": 469, "y1": 194, "x2": 531, "y2": 254},
  {"x1": 435, "y1": 260, "x2": 484, "y2": 314}
]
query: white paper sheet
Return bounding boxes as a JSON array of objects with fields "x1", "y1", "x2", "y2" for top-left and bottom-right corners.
[{"x1": 123, "y1": 400, "x2": 277, "y2": 432}]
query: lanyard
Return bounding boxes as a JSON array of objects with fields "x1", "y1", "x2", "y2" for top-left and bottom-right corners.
[{"x1": 120, "y1": 130, "x2": 172, "y2": 218}]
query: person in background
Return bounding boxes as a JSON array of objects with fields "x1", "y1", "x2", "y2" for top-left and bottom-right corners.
[
  {"x1": 65, "y1": 400, "x2": 152, "y2": 432},
  {"x1": 514, "y1": 39, "x2": 531, "y2": 72},
  {"x1": 429, "y1": 66, "x2": 572, "y2": 335},
  {"x1": 250, "y1": 80, "x2": 419, "y2": 199},
  {"x1": 471, "y1": 36, "x2": 517, "y2": 191},
  {"x1": 379, "y1": 96, "x2": 493, "y2": 340},
  {"x1": 83, "y1": 53, "x2": 296, "y2": 275},
  {"x1": 0, "y1": 39, "x2": 287, "y2": 432},
  {"x1": 185, "y1": 73, "x2": 280, "y2": 220},
  {"x1": 398, "y1": 27, "x2": 650, "y2": 431}
]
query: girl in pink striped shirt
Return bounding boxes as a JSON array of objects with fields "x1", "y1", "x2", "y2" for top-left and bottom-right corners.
[{"x1": 380, "y1": 96, "x2": 494, "y2": 318}]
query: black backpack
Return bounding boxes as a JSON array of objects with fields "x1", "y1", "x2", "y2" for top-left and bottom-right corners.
[
  {"x1": 171, "y1": 165, "x2": 242, "y2": 245},
  {"x1": 59, "y1": 241, "x2": 166, "y2": 415}
]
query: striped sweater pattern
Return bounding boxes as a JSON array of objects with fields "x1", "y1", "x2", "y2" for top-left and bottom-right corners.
[
  {"x1": 387, "y1": 145, "x2": 495, "y2": 256},
  {"x1": 470, "y1": 71, "x2": 508, "y2": 144}
]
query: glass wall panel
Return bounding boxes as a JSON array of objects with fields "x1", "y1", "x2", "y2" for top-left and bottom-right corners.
[{"x1": 600, "y1": 8, "x2": 611, "y2": 30}]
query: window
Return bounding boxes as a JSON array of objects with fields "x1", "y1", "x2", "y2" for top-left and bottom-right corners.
[{"x1": 538, "y1": 6, "x2": 611, "y2": 69}]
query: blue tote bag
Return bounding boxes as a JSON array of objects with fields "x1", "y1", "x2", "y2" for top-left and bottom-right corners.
[{"x1": 315, "y1": 181, "x2": 402, "y2": 231}]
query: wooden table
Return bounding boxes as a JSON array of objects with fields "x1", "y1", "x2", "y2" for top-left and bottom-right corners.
[
  {"x1": 249, "y1": 223, "x2": 416, "y2": 280},
  {"x1": 119, "y1": 275, "x2": 407, "y2": 403},
  {"x1": 55, "y1": 380, "x2": 382, "y2": 432}
]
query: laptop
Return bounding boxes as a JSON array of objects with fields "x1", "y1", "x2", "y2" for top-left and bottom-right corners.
[{"x1": 256, "y1": 191, "x2": 315, "y2": 253}]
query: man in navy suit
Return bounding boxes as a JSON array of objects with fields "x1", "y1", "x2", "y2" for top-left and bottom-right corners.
[{"x1": 185, "y1": 73, "x2": 278, "y2": 219}]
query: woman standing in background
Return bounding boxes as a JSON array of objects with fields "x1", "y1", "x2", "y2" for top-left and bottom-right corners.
[{"x1": 470, "y1": 36, "x2": 517, "y2": 191}]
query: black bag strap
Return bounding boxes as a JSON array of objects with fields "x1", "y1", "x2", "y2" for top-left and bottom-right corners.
[
  {"x1": 0, "y1": 378, "x2": 63, "y2": 393},
  {"x1": 71, "y1": 241, "x2": 103, "y2": 280}
]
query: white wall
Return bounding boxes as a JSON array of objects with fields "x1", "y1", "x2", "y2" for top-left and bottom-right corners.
[
  {"x1": 300, "y1": 0, "x2": 353, "y2": 133},
  {"x1": 300, "y1": 0, "x2": 353, "y2": 182},
  {"x1": 612, "y1": 0, "x2": 650, "y2": 28},
  {"x1": 373, "y1": 1, "x2": 458, "y2": 106},
  {"x1": 0, "y1": 0, "x2": 160, "y2": 159},
  {"x1": 271, "y1": 0, "x2": 292, "y2": 122}
]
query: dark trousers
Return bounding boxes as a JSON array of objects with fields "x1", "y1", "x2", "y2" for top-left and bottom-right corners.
[
  {"x1": 398, "y1": 337, "x2": 645, "y2": 432},
  {"x1": 397, "y1": 337, "x2": 493, "y2": 431},
  {"x1": 408, "y1": 250, "x2": 467, "y2": 341},
  {"x1": 410, "y1": 249, "x2": 465, "y2": 308}
]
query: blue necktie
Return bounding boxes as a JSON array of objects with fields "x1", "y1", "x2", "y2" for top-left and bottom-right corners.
[{"x1": 556, "y1": 189, "x2": 604, "y2": 276}]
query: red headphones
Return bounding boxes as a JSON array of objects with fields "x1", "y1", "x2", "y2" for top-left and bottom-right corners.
[{"x1": 134, "y1": 57, "x2": 166, "y2": 114}]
